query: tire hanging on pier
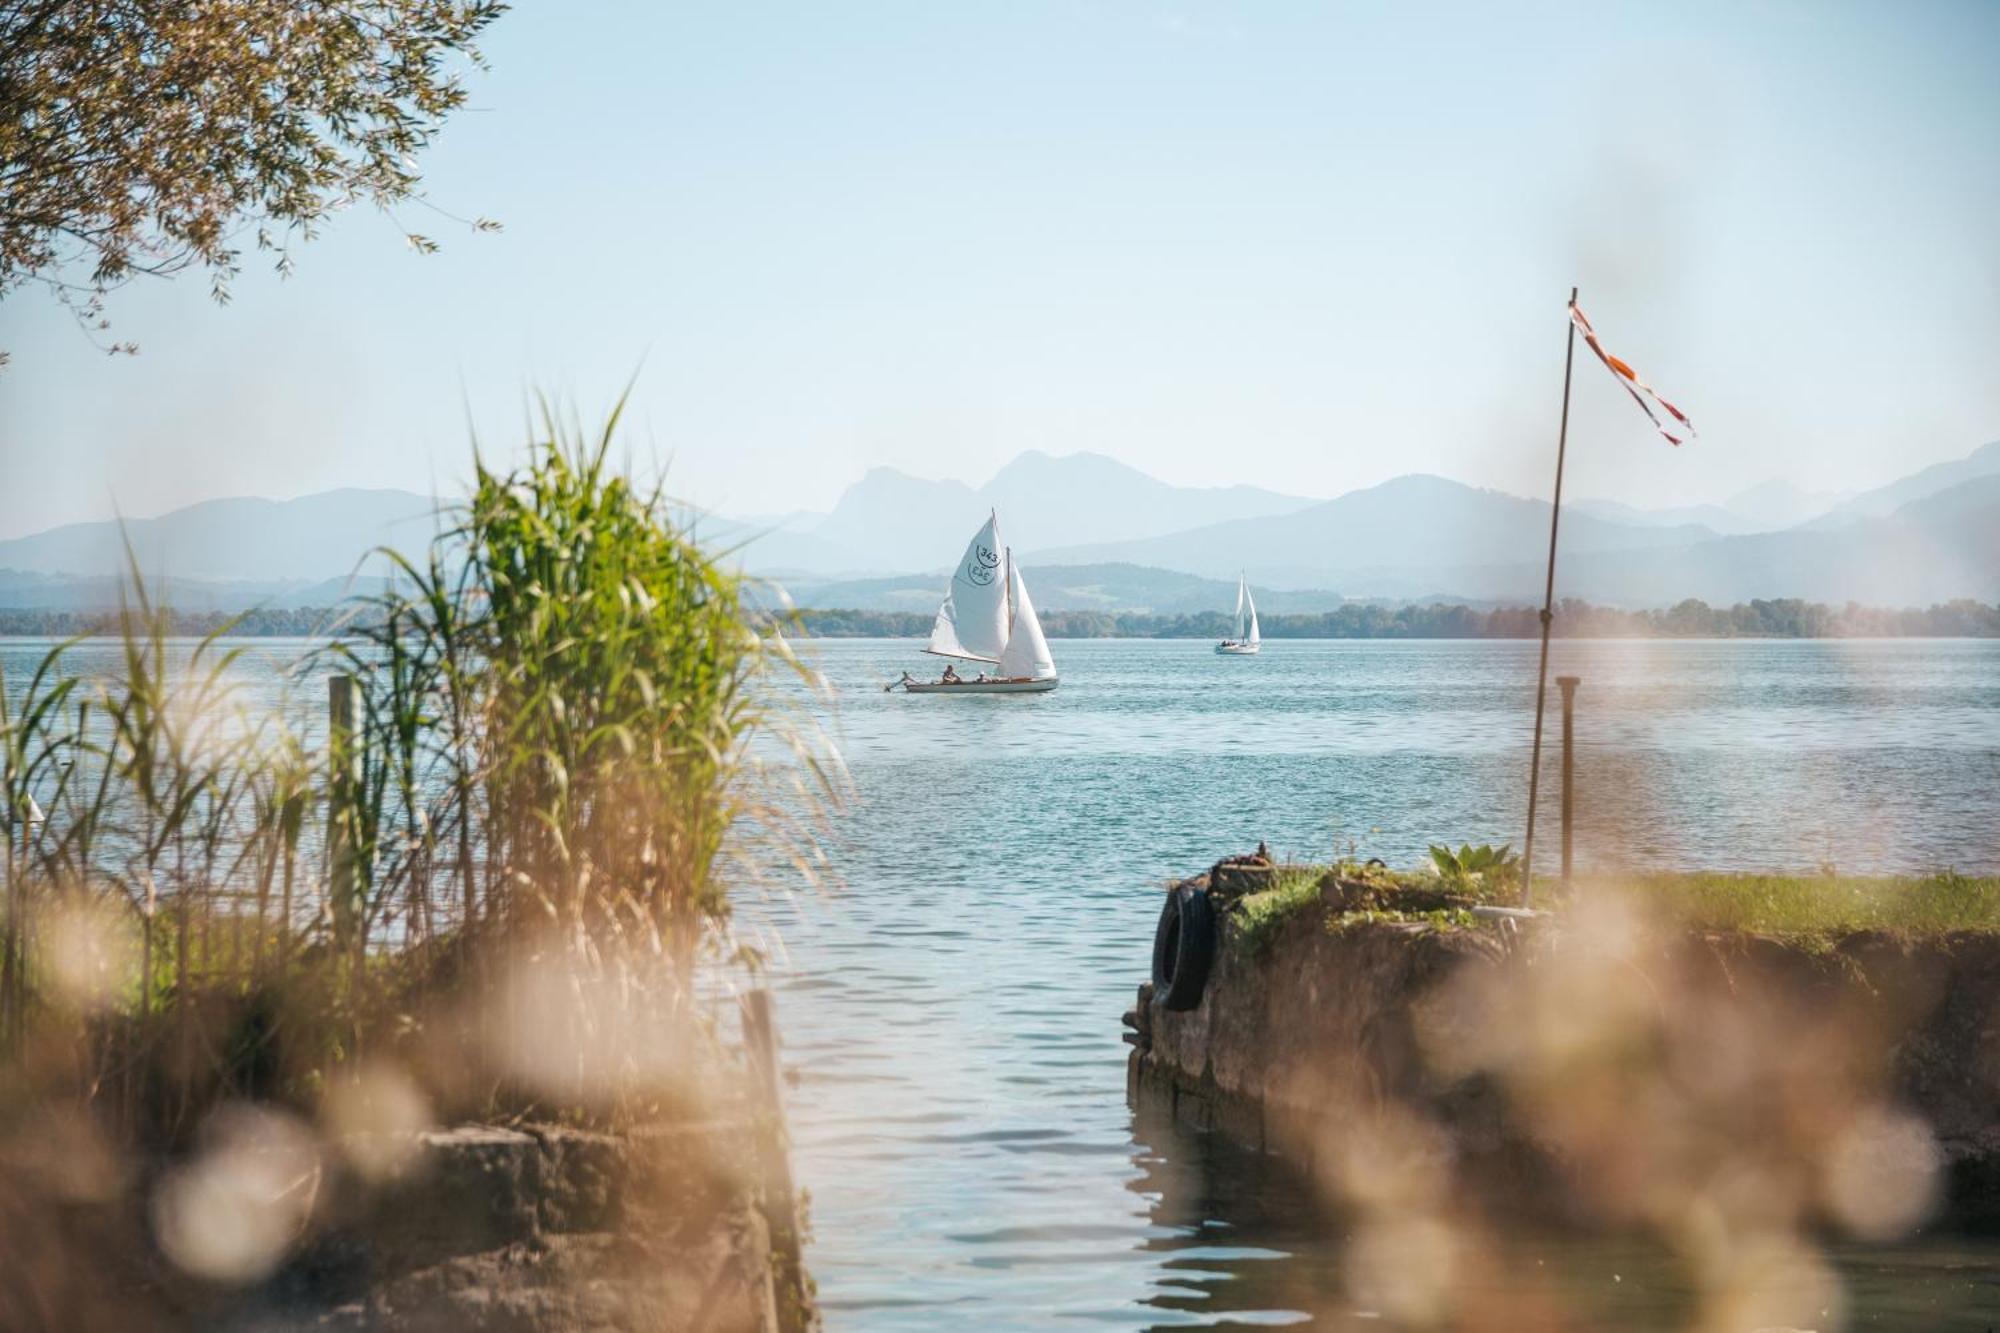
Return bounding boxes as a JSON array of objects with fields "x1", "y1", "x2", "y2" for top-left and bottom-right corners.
[{"x1": 1151, "y1": 883, "x2": 1217, "y2": 1012}]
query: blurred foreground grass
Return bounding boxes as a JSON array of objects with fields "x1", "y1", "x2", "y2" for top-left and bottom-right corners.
[{"x1": 1567, "y1": 870, "x2": 2000, "y2": 938}]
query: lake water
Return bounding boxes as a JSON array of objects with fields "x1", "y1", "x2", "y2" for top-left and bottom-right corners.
[
  {"x1": 6, "y1": 636, "x2": 2000, "y2": 1326},
  {"x1": 748, "y1": 639, "x2": 2000, "y2": 1330}
]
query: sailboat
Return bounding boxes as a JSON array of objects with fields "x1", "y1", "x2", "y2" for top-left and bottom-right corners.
[
  {"x1": 898, "y1": 511, "x2": 1059, "y2": 694},
  {"x1": 1215, "y1": 573, "x2": 1261, "y2": 655}
]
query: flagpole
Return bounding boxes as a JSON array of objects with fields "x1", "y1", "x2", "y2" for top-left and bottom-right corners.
[{"x1": 1521, "y1": 285, "x2": 1579, "y2": 906}]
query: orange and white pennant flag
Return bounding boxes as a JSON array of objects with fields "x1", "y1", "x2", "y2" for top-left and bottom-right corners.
[{"x1": 1569, "y1": 302, "x2": 1696, "y2": 446}]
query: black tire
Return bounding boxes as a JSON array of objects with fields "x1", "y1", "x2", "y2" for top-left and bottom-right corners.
[{"x1": 1151, "y1": 884, "x2": 1217, "y2": 1012}]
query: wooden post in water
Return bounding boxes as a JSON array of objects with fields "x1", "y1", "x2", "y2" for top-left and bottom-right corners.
[
  {"x1": 742, "y1": 988, "x2": 807, "y2": 1325},
  {"x1": 2, "y1": 800, "x2": 21, "y2": 1048},
  {"x1": 1521, "y1": 287, "x2": 1580, "y2": 906},
  {"x1": 327, "y1": 675, "x2": 356, "y2": 957},
  {"x1": 1557, "y1": 676, "x2": 1580, "y2": 882}
]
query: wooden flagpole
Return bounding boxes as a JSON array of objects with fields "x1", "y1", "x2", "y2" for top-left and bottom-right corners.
[{"x1": 1520, "y1": 286, "x2": 1579, "y2": 905}]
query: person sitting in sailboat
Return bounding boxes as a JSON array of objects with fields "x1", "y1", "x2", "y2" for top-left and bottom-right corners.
[{"x1": 941, "y1": 663, "x2": 961, "y2": 684}]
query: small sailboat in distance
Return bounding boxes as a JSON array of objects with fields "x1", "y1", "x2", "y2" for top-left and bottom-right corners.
[
  {"x1": 896, "y1": 511, "x2": 1059, "y2": 694},
  {"x1": 1215, "y1": 572, "x2": 1261, "y2": 655}
]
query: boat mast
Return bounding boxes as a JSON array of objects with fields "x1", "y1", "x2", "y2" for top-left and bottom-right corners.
[{"x1": 1004, "y1": 545, "x2": 1016, "y2": 647}]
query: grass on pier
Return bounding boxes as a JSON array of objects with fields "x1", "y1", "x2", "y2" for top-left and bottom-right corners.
[
  {"x1": 1232, "y1": 860, "x2": 1499, "y2": 951},
  {"x1": 1227, "y1": 865, "x2": 2000, "y2": 948},
  {"x1": 1234, "y1": 868, "x2": 1330, "y2": 953}
]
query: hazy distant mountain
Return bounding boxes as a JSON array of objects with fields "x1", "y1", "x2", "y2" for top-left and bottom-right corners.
[
  {"x1": 1027, "y1": 474, "x2": 1722, "y2": 589},
  {"x1": 1722, "y1": 479, "x2": 1854, "y2": 530},
  {"x1": 1804, "y1": 440, "x2": 2000, "y2": 528},
  {"x1": 979, "y1": 450, "x2": 1314, "y2": 551},
  {"x1": 1602, "y1": 474, "x2": 2000, "y2": 604},
  {"x1": 761, "y1": 450, "x2": 1317, "y2": 574},
  {"x1": 5, "y1": 442, "x2": 1994, "y2": 616},
  {"x1": 780, "y1": 462, "x2": 2000, "y2": 611},
  {"x1": 0, "y1": 489, "x2": 441, "y2": 582},
  {"x1": 1387, "y1": 475, "x2": 2000, "y2": 606},
  {"x1": 1571, "y1": 497, "x2": 1769, "y2": 536},
  {"x1": 671, "y1": 510, "x2": 870, "y2": 576},
  {"x1": 803, "y1": 468, "x2": 981, "y2": 573},
  {"x1": 773, "y1": 562, "x2": 1348, "y2": 616},
  {"x1": 1571, "y1": 440, "x2": 1999, "y2": 538},
  {"x1": 0, "y1": 568, "x2": 390, "y2": 614}
]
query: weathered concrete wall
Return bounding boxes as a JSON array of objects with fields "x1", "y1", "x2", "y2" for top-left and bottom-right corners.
[
  {"x1": 1129, "y1": 872, "x2": 2000, "y2": 1230},
  {"x1": 283, "y1": 1123, "x2": 801, "y2": 1332},
  {"x1": 0, "y1": 1121, "x2": 815, "y2": 1333}
]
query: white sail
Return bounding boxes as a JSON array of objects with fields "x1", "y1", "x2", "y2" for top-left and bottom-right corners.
[
  {"x1": 1244, "y1": 577, "x2": 1261, "y2": 646},
  {"x1": 927, "y1": 512, "x2": 1010, "y2": 662},
  {"x1": 996, "y1": 553, "x2": 1057, "y2": 680},
  {"x1": 1232, "y1": 575, "x2": 1248, "y2": 641}
]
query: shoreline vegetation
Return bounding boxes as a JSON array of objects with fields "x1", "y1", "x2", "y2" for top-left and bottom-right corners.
[
  {"x1": 2, "y1": 595, "x2": 1996, "y2": 640},
  {"x1": 0, "y1": 410, "x2": 829, "y2": 1325},
  {"x1": 0, "y1": 420, "x2": 830, "y2": 1126}
]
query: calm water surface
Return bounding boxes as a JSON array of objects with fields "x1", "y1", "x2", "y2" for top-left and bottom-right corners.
[
  {"x1": 7, "y1": 637, "x2": 2000, "y2": 1327},
  {"x1": 749, "y1": 639, "x2": 2000, "y2": 1330}
]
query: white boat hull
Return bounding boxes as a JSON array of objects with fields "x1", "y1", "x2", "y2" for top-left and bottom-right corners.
[
  {"x1": 902, "y1": 677, "x2": 1059, "y2": 694},
  {"x1": 1215, "y1": 643, "x2": 1260, "y2": 655}
]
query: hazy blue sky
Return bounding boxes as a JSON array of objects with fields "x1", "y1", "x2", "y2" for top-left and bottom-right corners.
[{"x1": 2, "y1": 1, "x2": 1996, "y2": 538}]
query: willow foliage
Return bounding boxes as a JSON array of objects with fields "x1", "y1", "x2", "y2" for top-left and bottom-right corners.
[{"x1": 0, "y1": 0, "x2": 504, "y2": 349}]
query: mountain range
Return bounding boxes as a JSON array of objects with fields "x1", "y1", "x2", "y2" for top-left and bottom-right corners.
[
  {"x1": 693, "y1": 449, "x2": 1316, "y2": 575},
  {"x1": 0, "y1": 489, "x2": 442, "y2": 583},
  {"x1": 2, "y1": 441, "x2": 1995, "y2": 614},
  {"x1": 1568, "y1": 479, "x2": 1856, "y2": 536}
]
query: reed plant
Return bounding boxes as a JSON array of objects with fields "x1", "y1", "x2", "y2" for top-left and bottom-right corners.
[{"x1": 0, "y1": 400, "x2": 838, "y2": 1140}]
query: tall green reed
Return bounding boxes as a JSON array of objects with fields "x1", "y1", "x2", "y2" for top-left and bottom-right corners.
[{"x1": 0, "y1": 401, "x2": 838, "y2": 1132}]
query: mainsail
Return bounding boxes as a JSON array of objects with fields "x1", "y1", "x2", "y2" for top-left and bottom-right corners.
[
  {"x1": 927, "y1": 512, "x2": 1011, "y2": 662},
  {"x1": 996, "y1": 553, "x2": 1057, "y2": 681},
  {"x1": 1232, "y1": 573, "x2": 1261, "y2": 645}
]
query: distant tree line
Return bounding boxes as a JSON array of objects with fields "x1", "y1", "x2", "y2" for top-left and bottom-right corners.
[
  {"x1": 4, "y1": 597, "x2": 1996, "y2": 640},
  {"x1": 789, "y1": 598, "x2": 2000, "y2": 640},
  {"x1": 0, "y1": 607, "x2": 347, "y2": 638}
]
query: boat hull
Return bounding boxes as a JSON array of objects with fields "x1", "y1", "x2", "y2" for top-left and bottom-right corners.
[
  {"x1": 903, "y1": 677, "x2": 1059, "y2": 694},
  {"x1": 1214, "y1": 643, "x2": 1260, "y2": 655}
]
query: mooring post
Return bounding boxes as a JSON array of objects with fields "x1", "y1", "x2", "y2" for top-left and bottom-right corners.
[
  {"x1": 1556, "y1": 676, "x2": 1580, "y2": 883},
  {"x1": 5, "y1": 791, "x2": 47, "y2": 1046},
  {"x1": 2, "y1": 804, "x2": 18, "y2": 1049}
]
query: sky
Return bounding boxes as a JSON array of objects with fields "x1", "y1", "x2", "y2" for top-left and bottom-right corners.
[{"x1": 2, "y1": 0, "x2": 1997, "y2": 539}]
